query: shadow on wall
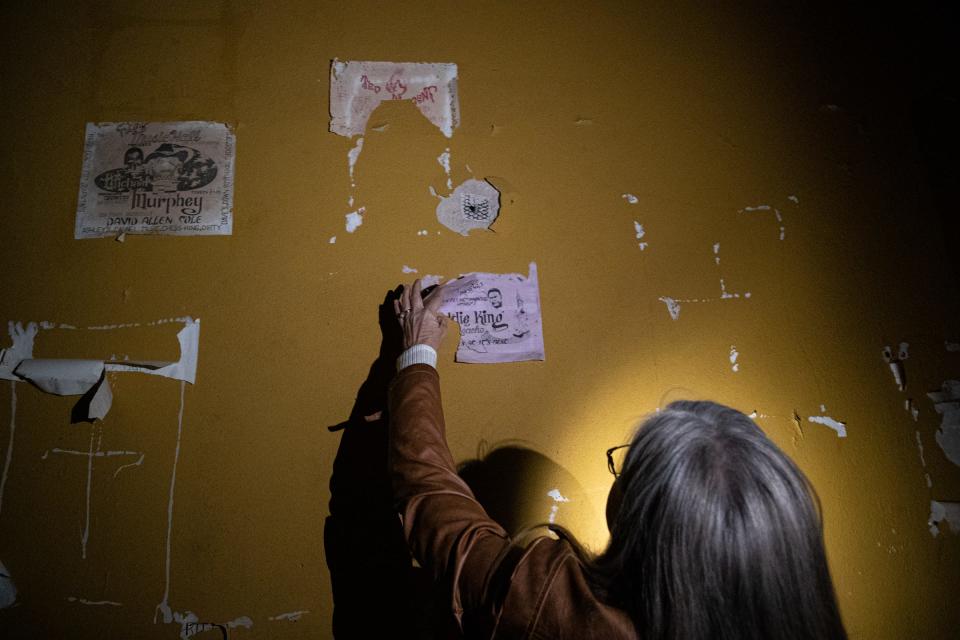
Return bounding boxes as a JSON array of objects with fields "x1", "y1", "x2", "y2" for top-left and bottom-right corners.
[
  {"x1": 324, "y1": 289, "x2": 459, "y2": 639},
  {"x1": 458, "y1": 444, "x2": 596, "y2": 538},
  {"x1": 324, "y1": 289, "x2": 609, "y2": 638}
]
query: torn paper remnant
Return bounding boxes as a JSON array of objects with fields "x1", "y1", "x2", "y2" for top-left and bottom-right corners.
[
  {"x1": 7, "y1": 318, "x2": 200, "y2": 421},
  {"x1": 0, "y1": 321, "x2": 38, "y2": 381},
  {"x1": 437, "y1": 263, "x2": 544, "y2": 364},
  {"x1": 928, "y1": 500, "x2": 960, "y2": 537},
  {"x1": 928, "y1": 380, "x2": 960, "y2": 467},
  {"x1": 75, "y1": 121, "x2": 235, "y2": 238},
  {"x1": 436, "y1": 179, "x2": 500, "y2": 236},
  {"x1": 329, "y1": 60, "x2": 460, "y2": 138},
  {"x1": 0, "y1": 559, "x2": 16, "y2": 610},
  {"x1": 15, "y1": 359, "x2": 113, "y2": 421}
]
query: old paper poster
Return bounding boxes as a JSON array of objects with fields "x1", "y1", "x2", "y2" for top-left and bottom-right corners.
[
  {"x1": 75, "y1": 122, "x2": 235, "y2": 238},
  {"x1": 329, "y1": 60, "x2": 460, "y2": 138},
  {"x1": 437, "y1": 263, "x2": 545, "y2": 364}
]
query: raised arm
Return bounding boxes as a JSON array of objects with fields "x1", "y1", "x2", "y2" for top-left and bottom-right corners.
[{"x1": 388, "y1": 280, "x2": 514, "y2": 629}]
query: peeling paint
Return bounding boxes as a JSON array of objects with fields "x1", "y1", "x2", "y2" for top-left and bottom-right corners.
[{"x1": 808, "y1": 414, "x2": 847, "y2": 438}]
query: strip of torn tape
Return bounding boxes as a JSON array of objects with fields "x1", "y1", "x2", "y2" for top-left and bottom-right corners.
[
  {"x1": 2, "y1": 318, "x2": 199, "y2": 421},
  {"x1": 329, "y1": 59, "x2": 460, "y2": 138}
]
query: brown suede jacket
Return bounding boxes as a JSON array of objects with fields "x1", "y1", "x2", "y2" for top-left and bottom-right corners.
[{"x1": 388, "y1": 364, "x2": 637, "y2": 639}]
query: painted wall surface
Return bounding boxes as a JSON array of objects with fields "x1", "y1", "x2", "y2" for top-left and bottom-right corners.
[{"x1": 1, "y1": 2, "x2": 958, "y2": 638}]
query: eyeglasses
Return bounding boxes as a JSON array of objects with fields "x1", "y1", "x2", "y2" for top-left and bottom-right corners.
[{"x1": 606, "y1": 444, "x2": 630, "y2": 478}]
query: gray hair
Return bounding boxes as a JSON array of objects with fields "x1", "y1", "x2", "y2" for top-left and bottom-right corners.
[{"x1": 588, "y1": 400, "x2": 847, "y2": 639}]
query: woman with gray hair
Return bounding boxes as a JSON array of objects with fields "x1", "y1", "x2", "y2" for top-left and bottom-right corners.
[{"x1": 389, "y1": 279, "x2": 847, "y2": 639}]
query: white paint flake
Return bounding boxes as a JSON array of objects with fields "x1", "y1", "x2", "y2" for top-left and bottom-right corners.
[
  {"x1": 345, "y1": 208, "x2": 365, "y2": 233},
  {"x1": 417, "y1": 229, "x2": 429, "y2": 236},
  {"x1": 713, "y1": 242, "x2": 720, "y2": 265},
  {"x1": 347, "y1": 137, "x2": 364, "y2": 187},
  {"x1": 634, "y1": 221, "x2": 648, "y2": 250},
  {"x1": 658, "y1": 296, "x2": 681, "y2": 321},
  {"x1": 437, "y1": 148, "x2": 452, "y2": 190},
  {"x1": 402, "y1": 265, "x2": 418, "y2": 274},
  {"x1": 622, "y1": 193, "x2": 638, "y2": 204},
  {"x1": 547, "y1": 489, "x2": 570, "y2": 524},
  {"x1": 808, "y1": 414, "x2": 847, "y2": 438},
  {"x1": 929, "y1": 380, "x2": 960, "y2": 467},
  {"x1": 787, "y1": 195, "x2": 799, "y2": 204},
  {"x1": 729, "y1": 346, "x2": 740, "y2": 372},
  {"x1": 328, "y1": 236, "x2": 336, "y2": 244}
]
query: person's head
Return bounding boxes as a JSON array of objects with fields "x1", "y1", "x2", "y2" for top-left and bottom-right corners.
[
  {"x1": 595, "y1": 400, "x2": 846, "y2": 640},
  {"x1": 487, "y1": 288, "x2": 503, "y2": 308},
  {"x1": 124, "y1": 147, "x2": 143, "y2": 169}
]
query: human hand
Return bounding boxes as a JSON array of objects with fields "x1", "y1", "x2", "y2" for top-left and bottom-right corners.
[{"x1": 393, "y1": 279, "x2": 449, "y2": 352}]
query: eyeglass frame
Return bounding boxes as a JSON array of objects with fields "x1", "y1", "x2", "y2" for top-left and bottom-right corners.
[{"x1": 606, "y1": 444, "x2": 630, "y2": 477}]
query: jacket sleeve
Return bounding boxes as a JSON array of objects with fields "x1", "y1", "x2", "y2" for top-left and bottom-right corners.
[{"x1": 388, "y1": 364, "x2": 514, "y2": 628}]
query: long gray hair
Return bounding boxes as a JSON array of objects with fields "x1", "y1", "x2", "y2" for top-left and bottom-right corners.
[{"x1": 584, "y1": 400, "x2": 847, "y2": 639}]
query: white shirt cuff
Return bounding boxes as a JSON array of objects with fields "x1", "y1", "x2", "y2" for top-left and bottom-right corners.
[{"x1": 396, "y1": 344, "x2": 438, "y2": 371}]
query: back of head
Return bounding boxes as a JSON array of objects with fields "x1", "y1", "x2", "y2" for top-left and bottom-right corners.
[{"x1": 594, "y1": 400, "x2": 846, "y2": 640}]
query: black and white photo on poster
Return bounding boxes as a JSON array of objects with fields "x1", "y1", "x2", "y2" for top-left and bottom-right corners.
[{"x1": 75, "y1": 121, "x2": 234, "y2": 238}]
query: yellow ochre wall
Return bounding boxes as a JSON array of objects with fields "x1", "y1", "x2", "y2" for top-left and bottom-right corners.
[{"x1": 1, "y1": 1, "x2": 958, "y2": 638}]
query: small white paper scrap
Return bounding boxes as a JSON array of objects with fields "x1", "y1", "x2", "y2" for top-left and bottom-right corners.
[
  {"x1": 0, "y1": 559, "x2": 16, "y2": 610},
  {"x1": 75, "y1": 122, "x2": 235, "y2": 238},
  {"x1": 928, "y1": 500, "x2": 960, "y2": 537},
  {"x1": 329, "y1": 60, "x2": 460, "y2": 138},
  {"x1": 436, "y1": 179, "x2": 500, "y2": 236},
  {"x1": 437, "y1": 263, "x2": 545, "y2": 364},
  {"x1": 928, "y1": 380, "x2": 960, "y2": 467}
]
